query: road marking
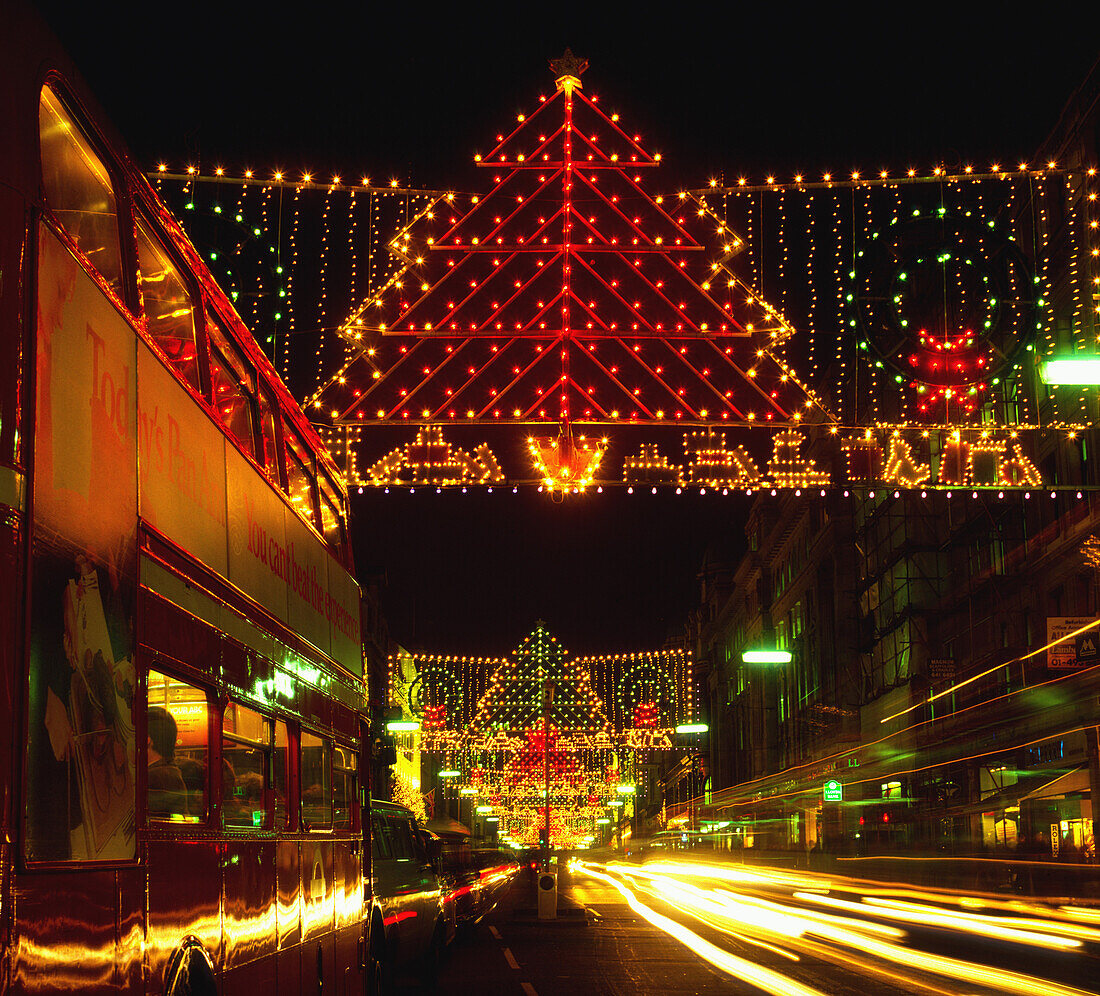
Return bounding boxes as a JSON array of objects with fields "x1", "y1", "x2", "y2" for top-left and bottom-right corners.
[
  {"x1": 489, "y1": 925, "x2": 502, "y2": 940},
  {"x1": 521, "y1": 984, "x2": 538, "y2": 996},
  {"x1": 502, "y1": 947, "x2": 521, "y2": 970}
]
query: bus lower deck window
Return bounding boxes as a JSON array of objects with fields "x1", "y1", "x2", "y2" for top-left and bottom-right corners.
[
  {"x1": 222, "y1": 700, "x2": 271, "y2": 829},
  {"x1": 300, "y1": 731, "x2": 332, "y2": 828},
  {"x1": 148, "y1": 670, "x2": 208, "y2": 823}
]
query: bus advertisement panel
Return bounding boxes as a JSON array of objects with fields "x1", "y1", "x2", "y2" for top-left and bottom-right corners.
[{"x1": 27, "y1": 223, "x2": 138, "y2": 864}]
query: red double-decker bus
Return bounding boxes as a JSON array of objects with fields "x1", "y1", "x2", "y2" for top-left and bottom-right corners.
[{"x1": 0, "y1": 5, "x2": 383, "y2": 992}]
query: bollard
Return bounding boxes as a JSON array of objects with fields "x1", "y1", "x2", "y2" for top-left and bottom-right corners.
[{"x1": 537, "y1": 870, "x2": 557, "y2": 919}]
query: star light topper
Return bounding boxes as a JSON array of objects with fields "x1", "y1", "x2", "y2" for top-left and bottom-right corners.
[{"x1": 550, "y1": 48, "x2": 588, "y2": 91}]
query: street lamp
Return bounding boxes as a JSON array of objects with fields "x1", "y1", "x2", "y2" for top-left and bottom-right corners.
[
  {"x1": 741, "y1": 650, "x2": 792, "y2": 665},
  {"x1": 385, "y1": 719, "x2": 421, "y2": 732}
]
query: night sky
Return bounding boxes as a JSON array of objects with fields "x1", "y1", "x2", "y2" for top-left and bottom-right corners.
[{"x1": 30, "y1": 2, "x2": 1100, "y2": 656}]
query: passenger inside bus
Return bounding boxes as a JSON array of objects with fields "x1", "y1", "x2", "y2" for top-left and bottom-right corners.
[
  {"x1": 147, "y1": 706, "x2": 188, "y2": 819},
  {"x1": 177, "y1": 757, "x2": 204, "y2": 817}
]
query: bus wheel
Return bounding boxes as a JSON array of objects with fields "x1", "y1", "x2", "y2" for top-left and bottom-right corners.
[
  {"x1": 165, "y1": 940, "x2": 217, "y2": 996},
  {"x1": 367, "y1": 931, "x2": 390, "y2": 996}
]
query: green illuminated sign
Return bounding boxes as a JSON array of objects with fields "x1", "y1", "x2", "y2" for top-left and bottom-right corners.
[
  {"x1": 385, "y1": 719, "x2": 421, "y2": 732},
  {"x1": 742, "y1": 650, "x2": 793, "y2": 665},
  {"x1": 1041, "y1": 357, "x2": 1100, "y2": 385},
  {"x1": 823, "y1": 779, "x2": 843, "y2": 802}
]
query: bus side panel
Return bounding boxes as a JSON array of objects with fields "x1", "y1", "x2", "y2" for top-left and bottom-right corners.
[
  {"x1": 11, "y1": 869, "x2": 117, "y2": 991},
  {"x1": 116, "y1": 864, "x2": 145, "y2": 992},
  {"x1": 221, "y1": 838, "x2": 276, "y2": 990},
  {"x1": 139, "y1": 588, "x2": 221, "y2": 682},
  {"x1": 275, "y1": 839, "x2": 301, "y2": 989},
  {"x1": 146, "y1": 840, "x2": 221, "y2": 994},
  {"x1": 0, "y1": 509, "x2": 23, "y2": 994},
  {"x1": 299, "y1": 841, "x2": 335, "y2": 994},
  {"x1": 334, "y1": 838, "x2": 367, "y2": 993}
]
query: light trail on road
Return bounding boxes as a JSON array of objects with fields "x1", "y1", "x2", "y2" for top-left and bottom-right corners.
[
  {"x1": 574, "y1": 861, "x2": 830, "y2": 996},
  {"x1": 571, "y1": 857, "x2": 1100, "y2": 996}
]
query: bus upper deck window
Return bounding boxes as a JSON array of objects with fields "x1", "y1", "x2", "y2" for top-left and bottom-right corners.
[
  {"x1": 283, "y1": 421, "x2": 318, "y2": 529},
  {"x1": 207, "y1": 318, "x2": 255, "y2": 459},
  {"x1": 317, "y1": 473, "x2": 347, "y2": 558},
  {"x1": 39, "y1": 87, "x2": 123, "y2": 294},
  {"x1": 135, "y1": 218, "x2": 199, "y2": 391},
  {"x1": 255, "y1": 389, "x2": 281, "y2": 486}
]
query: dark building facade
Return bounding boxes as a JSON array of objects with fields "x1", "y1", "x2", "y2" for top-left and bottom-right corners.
[{"x1": 680, "y1": 60, "x2": 1100, "y2": 871}]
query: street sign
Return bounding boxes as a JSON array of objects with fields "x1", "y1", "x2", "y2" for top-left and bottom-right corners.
[
  {"x1": 929, "y1": 658, "x2": 955, "y2": 682},
  {"x1": 1075, "y1": 631, "x2": 1100, "y2": 663},
  {"x1": 823, "y1": 779, "x2": 843, "y2": 802},
  {"x1": 1047, "y1": 617, "x2": 1096, "y2": 669}
]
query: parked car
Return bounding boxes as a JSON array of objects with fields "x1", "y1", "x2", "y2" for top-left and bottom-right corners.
[
  {"x1": 369, "y1": 800, "x2": 449, "y2": 988},
  {"x1": 432, "y1": 837, "x2": 520, "y2": 933}
]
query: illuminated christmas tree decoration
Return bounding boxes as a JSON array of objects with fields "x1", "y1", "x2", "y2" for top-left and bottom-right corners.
[
  {"x1": 622, "y1": 442, "x2": 682, "y2": 485},
  {"x1": 939, "y1": 434, "x2": 970, "y2": 486},
  {"x1": 366, "y1": 424, "x2": 503, "y2": 485},
  {"x1": 150, "y1": 97, "x2": 1097, "y2": 494},
  {"x1": 302, "y1": 49, "x2": 834, "y2": 501},
  {"x1": 999, "y1": 444, "x2": 1042, "y2": 487},
  {"x1": 471, "y1": 622, "x2": 610, "y2": 736},
  {"x1": 683, "y1": 428, "x2": 762, "y2": 487},
  {"x1": 767, "y1": 430, "x2": 830, "y2": 487},
  {"x1": 528, "y1": 432, "x2": 606, "y2": 491},
  {"x1": 842, "y1": 434, "x2": 885, "y2": 482},
  {"x1": 883, "y1": 433, "x2": 931, "y2": 487},
  {"x1": 968, "y1": 436, "x2": 1006, "y2": 485}
]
